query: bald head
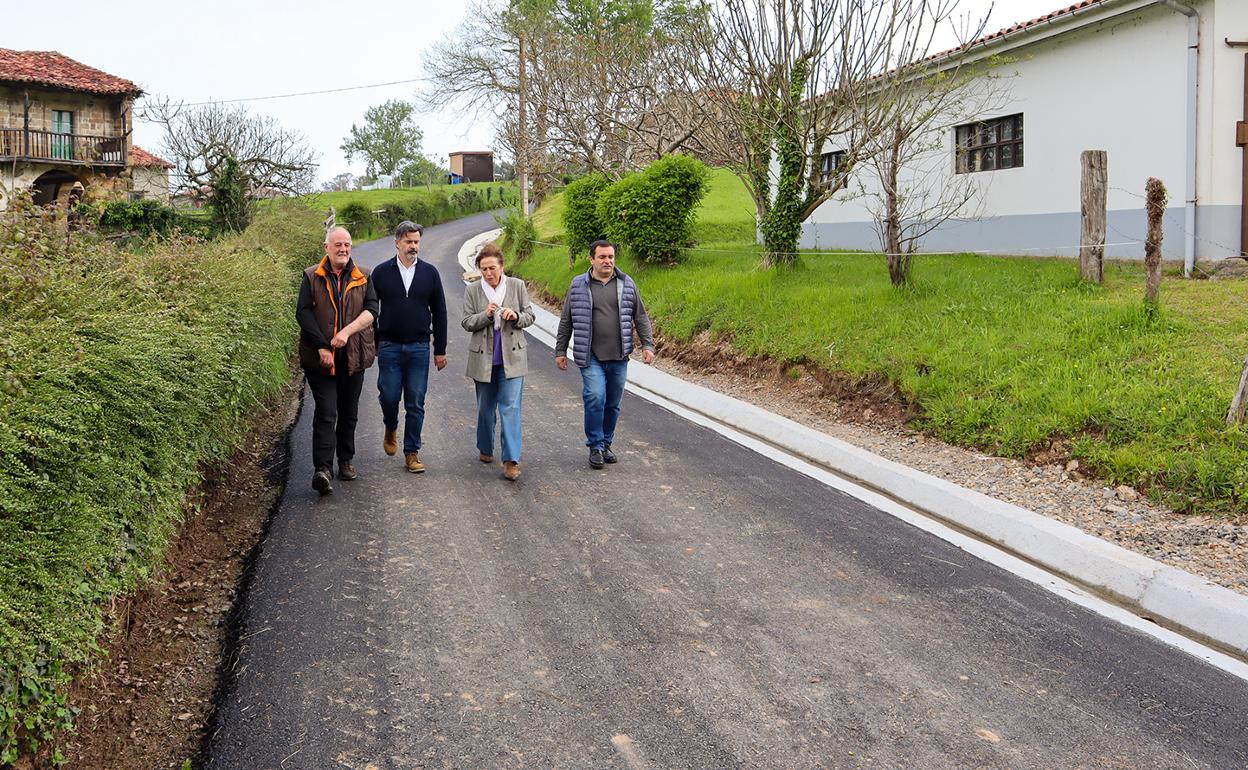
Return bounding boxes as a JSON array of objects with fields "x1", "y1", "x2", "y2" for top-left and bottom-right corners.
[{"x1": 324, "y1": 227, "x2": 353, "y2": 273}]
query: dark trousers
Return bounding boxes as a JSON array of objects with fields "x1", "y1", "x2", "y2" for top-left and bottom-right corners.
[{"x1": 305, "y1": 362, "x2": 365, "y2": 472}]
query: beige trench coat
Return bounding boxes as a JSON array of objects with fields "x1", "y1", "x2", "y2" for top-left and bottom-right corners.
[{"x1": 461, "y1": 275, "x2": 536, "y2": 382}]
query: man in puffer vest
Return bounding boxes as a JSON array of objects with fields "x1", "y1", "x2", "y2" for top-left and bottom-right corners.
[
  {"x1": 555, "y1": 240, "x2": 656, "y2": 469},
  {"x1": 296, "y1": 226, "x2": 378, "y2": 495}
]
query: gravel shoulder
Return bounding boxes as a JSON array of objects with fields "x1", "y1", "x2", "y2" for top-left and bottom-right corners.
[{"x1": 639, "y1": 345, "x2": 1248, "y2": 598}]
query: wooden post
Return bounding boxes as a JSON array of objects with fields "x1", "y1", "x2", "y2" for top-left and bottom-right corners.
[
  {"x1": 1080, "y1": 150, "x2": 1107, "y2": 283},
  {"x1": 1228, "y1": 356, "x2": 1248, "y2": 425},
  {"x1": 1144, "y1": 177, "x2": 1166, "y2": 310}
]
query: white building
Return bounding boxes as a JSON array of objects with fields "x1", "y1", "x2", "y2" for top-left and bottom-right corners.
[{"x1": 803, "y1": 0, "x2": 1247, "y2": 268}]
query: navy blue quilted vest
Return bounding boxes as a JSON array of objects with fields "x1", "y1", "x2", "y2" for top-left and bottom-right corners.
[{"x1": 568, "y1": 270, "x2": 639, "y2": 368}]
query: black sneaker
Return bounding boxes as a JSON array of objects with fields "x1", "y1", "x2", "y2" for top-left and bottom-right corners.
[
  {"x1": 338, "y1": 461, "x2": 357, "y2": 481},
  {"x1": 312, "y1": 468, "x2": 333, "y2": 495},
  {"x1": 602, "y1": 443, "x2": 618, "y2": 464},
  {"x1": 588, "y1": 447, "x2": 605, "y2": 469}
]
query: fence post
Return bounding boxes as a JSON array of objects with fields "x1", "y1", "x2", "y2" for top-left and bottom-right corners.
[
  {"x1": 1144, "y1": 177, "x2": 1166, "y2": 311},
  {"x1": 1229, "y1": 356, "x2": 1248, "y2": 425},
  {"x1": 1080, "y1": 150, "x2": 1107, "y2": 284}
]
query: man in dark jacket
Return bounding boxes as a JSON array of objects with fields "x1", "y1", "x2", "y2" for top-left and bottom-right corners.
[
  {"x1": 371, "y1": 221, "x2": 448, "y2": 473},
  {"x1": 555, "y1": 240, "x2": 655, "y2": 469},
  {"x1": 296, "y1": 226, "x2": 378, "y2": 495}
]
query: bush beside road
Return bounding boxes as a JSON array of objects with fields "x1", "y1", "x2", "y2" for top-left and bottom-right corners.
[{"x1": 0, "y1": 200, "x2": 323, "y2": 763}]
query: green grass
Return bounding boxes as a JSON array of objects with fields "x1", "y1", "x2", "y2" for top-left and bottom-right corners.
[{"x1": 511, "y1": 169, "x2": 1248, "y2": 514}]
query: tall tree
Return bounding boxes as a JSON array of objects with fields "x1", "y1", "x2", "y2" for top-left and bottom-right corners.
[
  {"x1": 853, "y1": 49, "x2": 1002, "y2": 286},
  {"x1": 144, "y1": 99, "x2": 318, "y2": 231},
  {"x1": 420, "y1": 0, "x2": 707, "y2": 195},
  {"x1": 340, "y1": 100, "x2": 426, "y2": 178}
]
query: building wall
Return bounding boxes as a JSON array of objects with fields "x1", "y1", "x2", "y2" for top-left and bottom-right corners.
[
  {"x1": 462, "y1": 154, "x2": 493, "y2": 183},
  {"x1": 803, "y1": 0, "x2": 1243, "y2": 260},
  {"x1": 130, "y1": 167, "x2": 170, "y2": 201},
  {"x1": 0, "y1": 161, "x2": 127, "y2": 210},
  {"x1": 0, "y1": 84, "x2": 128, "y2": 136}
]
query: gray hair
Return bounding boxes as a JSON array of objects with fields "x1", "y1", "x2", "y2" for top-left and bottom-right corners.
[
  {"x1": 394, "y1": 220, "x2": 424, "y2": 239},
  {"x1": 325, "y1": 226, "x2": 351, "y2": 244}
]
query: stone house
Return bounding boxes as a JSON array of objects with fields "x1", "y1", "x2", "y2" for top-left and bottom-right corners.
[{"x1": 0, "y1": 48, "x2": 143, "y2": 210}]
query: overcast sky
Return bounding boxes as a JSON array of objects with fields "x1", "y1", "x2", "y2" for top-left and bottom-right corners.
[{"x1": 6, "y1": 0, "x2": 1067, "y2": 185}]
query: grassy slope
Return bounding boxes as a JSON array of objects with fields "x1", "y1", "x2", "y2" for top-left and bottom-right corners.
[
  {"x1": 305, "y1": 182, "x2": 512, "y2": 211},
  {"x1": 510, "y1": 169, "x2": 1248, "y2": 513}
]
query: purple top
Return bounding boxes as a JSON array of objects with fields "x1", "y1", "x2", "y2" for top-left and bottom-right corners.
[{"x1": 492, "y1": 324, "x2": 504, "y2": 366}]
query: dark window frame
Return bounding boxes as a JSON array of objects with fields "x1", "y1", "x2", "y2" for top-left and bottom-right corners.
[
  {"x1": 955, "y1": 113, "x2": 1023, "y2": 174},
  {"x1": 818, "y1": 149, "x2": 848, "y2": 189}
]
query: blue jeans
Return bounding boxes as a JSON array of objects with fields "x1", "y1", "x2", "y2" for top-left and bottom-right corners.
[
  {"x1": 579, "y1": 355, "x2": 629, "y2": 449},
  {"x1": 377, "y1": 341, "x2": 430, "y2": 454},
  {"x1": 475, "y1": 365, "x2": 524, "y2": 462}
]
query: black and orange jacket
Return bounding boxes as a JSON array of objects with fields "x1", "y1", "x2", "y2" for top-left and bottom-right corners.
[{"x1": 296, "y1": 257, "x2": 378, "y2": 376}]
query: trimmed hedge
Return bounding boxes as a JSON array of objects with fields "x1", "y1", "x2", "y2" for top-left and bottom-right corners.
[
  {"x1": 561, "y1": 173, "x2": 611, "y2": 259},
  {"x1": 0, "y1": 197, "x2": 323, "y2": 763},
  {"x1": 326, "y1": 186, "x2": 501, "y2": 241},
  {"x1": 597, "y1": 154, "x2": 710, "y2": 264}
]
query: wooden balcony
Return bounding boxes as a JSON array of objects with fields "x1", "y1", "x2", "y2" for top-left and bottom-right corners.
[{"x1": 0, "y1": 128, "x2": 126, "y2": 167}]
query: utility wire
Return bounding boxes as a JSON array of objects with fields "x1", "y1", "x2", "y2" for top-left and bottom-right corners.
[{"x1": 169, "y1": 78, "x2": 424, "y2": 108}]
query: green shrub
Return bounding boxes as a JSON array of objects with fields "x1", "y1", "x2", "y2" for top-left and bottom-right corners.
[
  {"x1": 379, "y1": 202, "x2": 408, "y2": 232},
  {"x1": 96, "y1": 198, "x2": 180, "y2": 236},
  {"x1": 0, "y1": 194, "x2": 322, "y2": 763},
  {"x1": 405, "y1": 200, "x2": 434, "y2": 227},
  {"x1": 339, "y1": 202, "x2": 377, "y2": 238},
  {"x1": 498, "y1": 206, "x2": 537, "y2": 260},
  {"x1": 597, "y1": 154, "x2": 709, "y2": 264},
  {"x1": 451, "y1": 187, "x2": 480, "y2": 213},
  {"x1": 561, "y1": 173, "x2": 612, "y2": 259}
]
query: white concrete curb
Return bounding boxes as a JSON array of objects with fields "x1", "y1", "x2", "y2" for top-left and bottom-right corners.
[
  {"x1": 526, "y1": 304, "x2": 1248, "y2": 661},
  {"x1": 457, "y1": 228, "x2": 504, "y2": 280}
]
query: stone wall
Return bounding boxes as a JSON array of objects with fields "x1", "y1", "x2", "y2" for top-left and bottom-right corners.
[{"x1": 0, "y1": 85, "x2": 129, "y2": 136}]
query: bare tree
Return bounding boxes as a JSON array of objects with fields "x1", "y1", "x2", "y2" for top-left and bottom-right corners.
[
  {"x1": 321, "y1": 172, "x2": 357, "y2": 192},
  {"x1": 420, "y1": 0, "x2": 711, "y2": 192},
  {"x1": 686, "y1": 0, "x2": 989, "y2": 268},
  {"x1": 845, "y1": 7, "x2": 999, "y2": 286},
  {"x1": 143, "y1": 98, "x2": 317, "y2": 228},
  {"x1": 849, "y1": 12, "x2": 1001, "y2": 286}
]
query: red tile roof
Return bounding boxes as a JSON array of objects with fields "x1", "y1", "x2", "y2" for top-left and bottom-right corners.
[
  {"x1": 0, "y1": 49, "x2": 142, "y2": 96},
  {"x1": 926, "y1": 1, "x2": 1113, "y2": 66},
  {"x1": 129, "y1": 145, "x2": 173, "y2": 169},
  {"x1": 970, "y1": 1, "x2": 1108, "y2": 50}
]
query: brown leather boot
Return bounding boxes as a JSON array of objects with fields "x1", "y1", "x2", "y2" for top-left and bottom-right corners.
[
  {"x1": 503, "y1": 461, "x2": 520, "y2": 481},
  {"x1": 479, "y1": 452, "x2": 494, "y2": 463},
  {"x1": 405, "y1": 452, "x2": 425, "y2": 473},
  {"x1": 383, "y1": 429, "x2": 398, "y2": 456}
]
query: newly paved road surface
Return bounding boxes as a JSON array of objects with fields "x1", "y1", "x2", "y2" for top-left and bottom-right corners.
[{"x1": 207, "y1": 211, "x2": 1248, "y2": 769}]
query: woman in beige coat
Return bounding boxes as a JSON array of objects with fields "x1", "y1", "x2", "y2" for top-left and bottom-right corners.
[{"x1": 461, "y1": 242, "x2": 535, "y2": 480}]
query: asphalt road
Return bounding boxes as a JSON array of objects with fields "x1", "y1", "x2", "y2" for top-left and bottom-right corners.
[{"x1": 206, "y1": 211, "x2": 1248, "y2": 769}]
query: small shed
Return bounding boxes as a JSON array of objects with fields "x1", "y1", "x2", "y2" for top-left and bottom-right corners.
[
  {"x1": 128, "y1": 145, "x2": 173, "y2": 201},
  {"x1": 448, "y1": 150, "x2": 494, "y2": 184}
]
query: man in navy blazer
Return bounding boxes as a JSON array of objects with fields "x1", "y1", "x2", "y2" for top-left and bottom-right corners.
[{"x1": 371, "y1": 221, "x2": 448, "y2": 473}]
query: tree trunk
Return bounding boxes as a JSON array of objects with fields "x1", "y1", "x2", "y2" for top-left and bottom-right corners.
[
  {"x1": 1080, "y1": 150, "x2": 1107, "y2": 284},
  {"x1": 884, "y1": 128, "x2": 908, "y2": 287},
  {"x1": 761, "y1": 61, "x2": 811, "y2": 268},
  {"x1": 1144, "y1": 177, "x2": 1166, "y2": 311}
]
